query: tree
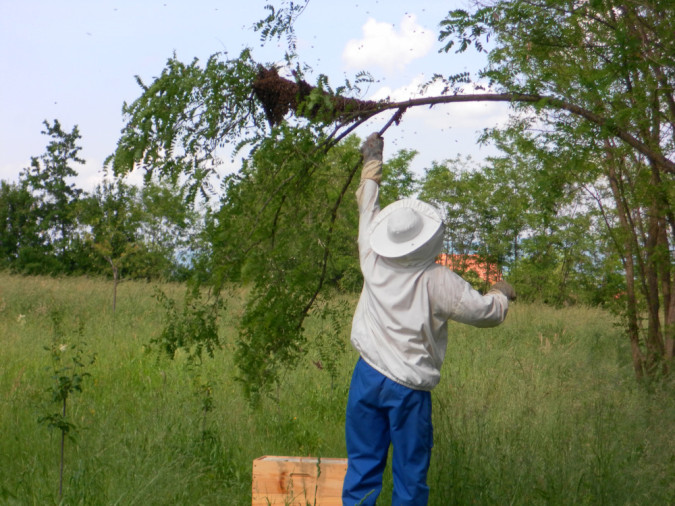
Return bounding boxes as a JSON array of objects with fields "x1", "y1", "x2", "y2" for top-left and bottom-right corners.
[
  {"x1": 438, "y1": 0, "x2": 675, "y2": 375},
  {"x1": 420, "y1": 157, "x2": 492, "y2": 259},
  {"x1": 379, "y1": 148, "x2": 419, "y2": 205},
  {"x1": 82, "y1": 177, "x2": 144, "y2": 312},
  {"x1": 418, "y1": 148, "x2": 612, "y2": 303},
  {"x1": 480, "y1": 124, "x2": 617, "y2": 305},
  {"x1": 81, "y1": 174, "x2": 199, "y2": 310},
  {"x1": 0, "y1": 180, "x2": 36, "y2": 269},
  {"x1": 20, "y1": 119, "x2": 85, "y2": 272},
  {"x1": 136, "y1": 179, "x2": 203, "y2": 280},
  {"x1": 108, "y1": 0, "x2": 675, "y2": 392}
]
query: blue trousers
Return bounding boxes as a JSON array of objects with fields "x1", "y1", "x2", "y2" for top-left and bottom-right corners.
[{"x1": 342, "y1": 358, "x2": 433, "y2": 505}]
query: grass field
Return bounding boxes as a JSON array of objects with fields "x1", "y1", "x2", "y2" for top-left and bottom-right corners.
[{"x1": 1, "y1": 273, "x2": 674, "y2": 505}]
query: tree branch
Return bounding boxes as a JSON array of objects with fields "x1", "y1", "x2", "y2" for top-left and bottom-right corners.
[{"x1": 252, "y1": 68, "x2": 675, "y2": 174}]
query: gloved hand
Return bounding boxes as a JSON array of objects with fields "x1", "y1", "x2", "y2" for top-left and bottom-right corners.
[
  {"x1": 359, "y1": 132, "x2": 384, "y2": 185},
  {"x1": 489, "y1": 280, "x2": 516, "y2": 301},
  {"x1": 361, "y1": 132, "x2": 383, "y2": 163}
]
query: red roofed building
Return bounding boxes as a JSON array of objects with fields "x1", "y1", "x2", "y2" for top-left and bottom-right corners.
[{"x1": 436, "y1": 254, "x2": 502, "y2": 284}]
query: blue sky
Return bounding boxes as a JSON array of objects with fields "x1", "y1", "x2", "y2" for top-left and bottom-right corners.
[{"x1": 0, "y1": 0, "x2": 510, "y2": 191}]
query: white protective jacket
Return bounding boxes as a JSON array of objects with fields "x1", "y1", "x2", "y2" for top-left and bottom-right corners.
[{"x1": 350, "y1": 167, "x2": 509, "y2": 391}]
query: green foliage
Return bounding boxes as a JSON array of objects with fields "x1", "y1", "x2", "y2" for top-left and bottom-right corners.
[
  {"x1": 235, "y1": 276, "x2": 310, "y2": 401},
  {"x1": 1, "y1": 120, "x2": 200, "y2": 280},
  {"x1": 421, "y1": 156, "x2": 493, "y2": 257},
  {"x1": 152, "y1": 283, "x2": 222, "y2": 364},
  {"x1": 296, "y1": 76, "x2": 338, "y2": 123},
  {"x1": 420, "y1": 154, "x2": 523, "y2": 287},
  {"x1": 0, "y1": 180, "x2": 35, "y2": 268},
  {"x1": 420, "y1": 144, "x2": 626, "y2": 306},
  {"x1": 199, "y1": 127, "x2": 363, "y2": 400},
  {"x1": 16, "y1": 119, "x2": 85, "y2": 272},
  {"x1": 437, "y1": 0, "x2": 675, "y2": 371},
  {"x1": 39, "y1": 309, "x2": 95, "y2": 425},
  {"x1": 81, "y1": 177, "x2": 144, "y2": 277},
  {"x1": 97, "y1": 6, "x2": 413, "y2": 399},
  {"x1": 254, "y1": 1, "x2": 310, "y2": 54},
  {"x1": 108, "y1": 50, "x2": 265, "y2": 200},
  {"x1": 310, "y1": 296, "x2": 350, "y2": 390},
  {"x1": 439, "y1": 7, "x2": 493, "y2": 54},
  {"x1": 77, "y1": 175, "x2": 202, "y2": 283},
  {"x1": 379, "y1": 148, "x2": 419, "y2": 205}
]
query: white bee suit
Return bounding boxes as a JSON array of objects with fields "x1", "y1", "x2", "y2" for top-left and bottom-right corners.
[{"x1": 351, "y1": 176, "x2": 509, "y2": 391}]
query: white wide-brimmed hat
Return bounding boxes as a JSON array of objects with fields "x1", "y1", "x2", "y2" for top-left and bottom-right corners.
[{"x1": 370, "y1": 199, "x2": 443, "y2": 258}]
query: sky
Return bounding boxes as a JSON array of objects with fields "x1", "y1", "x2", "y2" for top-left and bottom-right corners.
[{"x1": 0, "y1": 0, "x2": 511, "y2": 192}]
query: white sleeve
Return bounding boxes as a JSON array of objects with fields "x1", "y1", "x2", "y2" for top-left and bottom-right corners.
[
  {"x1": 356, "y1": 179, "x2": 380, "y2": 263},
  {"x1": 432, "y1": 267, "x2": 509, "y2": 328}
]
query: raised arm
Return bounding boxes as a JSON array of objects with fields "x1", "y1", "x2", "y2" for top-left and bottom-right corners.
[{"x1": 356, "y1": 133, "x2": 385, "y2": 257}]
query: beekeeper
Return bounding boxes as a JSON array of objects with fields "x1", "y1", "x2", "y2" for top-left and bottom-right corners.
[{"x1": 342, "y1": 132, "x2": 516, "y2": 506}]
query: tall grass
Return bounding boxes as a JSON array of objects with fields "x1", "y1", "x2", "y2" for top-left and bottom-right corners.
[
  {"x1": 1, "y1": 273, "x2": 673, "y2": 505},
  {"x1": 430, "y1": 304, "x2": 675, "y2": 505}
]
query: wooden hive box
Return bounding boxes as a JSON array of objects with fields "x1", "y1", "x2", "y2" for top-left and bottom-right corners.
[{"x1": 252, "y1": 455, "x2": 348, "y2": 505}]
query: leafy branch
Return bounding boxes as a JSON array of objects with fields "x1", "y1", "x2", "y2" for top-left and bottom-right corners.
[
  {"x1": 300, "y1": 108, "x2": 406, "y2": 322},
  {"x1": 152, "y1": 284, "x2": 222, "y2": 364}
]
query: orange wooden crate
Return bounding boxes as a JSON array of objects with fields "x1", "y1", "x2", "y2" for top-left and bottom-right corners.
[{"x1": 252, "y1": 455, "x2": 348, "y2": 505}]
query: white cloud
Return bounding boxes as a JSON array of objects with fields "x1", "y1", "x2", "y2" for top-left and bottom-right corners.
[
  {"x1": 369, "y1": 76, "x2": 512, "y2": 129},
  {"x1": 369, "y1": 74, "x2": 435, "y2": 102},
  {"x1": 342, "y1": 15, "x2": 435, "y2": 74}
]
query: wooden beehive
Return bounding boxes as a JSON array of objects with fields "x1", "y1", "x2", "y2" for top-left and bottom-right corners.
[{"x1": 252, "y1": 455, "x2": 348, "y2": 505}]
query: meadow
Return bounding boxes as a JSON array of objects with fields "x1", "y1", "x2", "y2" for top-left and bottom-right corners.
[{"x1": 1, "y1": 272, "x2": 674, "y2": 505}]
